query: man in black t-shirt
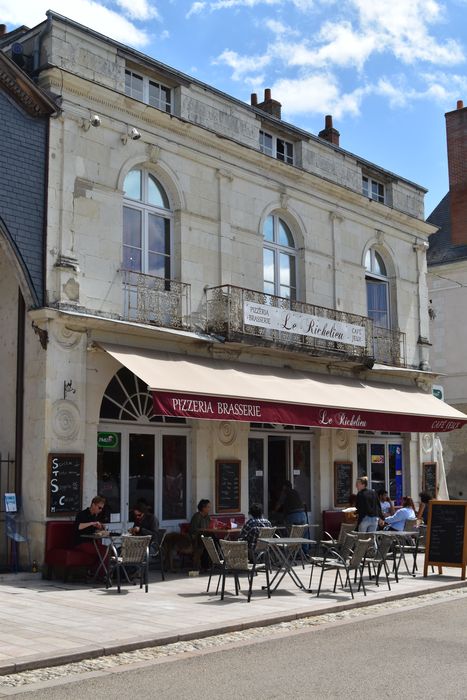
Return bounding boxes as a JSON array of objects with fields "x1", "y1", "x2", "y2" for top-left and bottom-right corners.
[
  {"x1": 74, "y1": 497, "x2": 108, "y2": 575},
  {"x1": 356, "y1": 476, "x2": 382, "y2": 532}
]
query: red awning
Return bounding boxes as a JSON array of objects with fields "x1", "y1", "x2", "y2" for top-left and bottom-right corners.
[{"x1": 100, "y1": 344, "x2": 467, "y2": 433}]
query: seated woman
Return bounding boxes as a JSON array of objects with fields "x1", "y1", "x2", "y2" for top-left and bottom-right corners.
[
  {"x1": 377, "y1": 489, "x2": 395, "y2": 519},
  {"x1": 382, "y1": 496, "x2": 416, "y2": 531}
]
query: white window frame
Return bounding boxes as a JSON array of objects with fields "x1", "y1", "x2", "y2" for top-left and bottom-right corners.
[
  {"x1": 362, "y1": 175, "x2": 385, "y2": 203},
  {"x1": 365, "y1": 248, "x2": 390, "y2": 329},
  {"x1": 263, "y1": 214, "x2": 297, "y2": 300},
  {"x1": 260, "y1": 130, "x2": 294, "y2": 165},
  {"x1": 125, "y1": 68, "x2": 172, "y2": 113},
  {"x1": 123, "y1": 170, "x2": 173, "y2": 279}
]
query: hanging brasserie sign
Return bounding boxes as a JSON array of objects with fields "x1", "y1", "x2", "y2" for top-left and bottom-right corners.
[
  {"x1": 243, "y1": 301, "x2": 366, "y2": 348},
  {"x1": 152, "y1": 391, "x2": 467, "y2": 433}
]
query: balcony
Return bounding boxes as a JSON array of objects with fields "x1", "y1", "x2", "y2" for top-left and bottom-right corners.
[
  {"x1": 205, "y1": 285, "x2": 406, "y2": 367},
  {"x1": 122, "y1": 270, "x2": 191, "y2": 330}
]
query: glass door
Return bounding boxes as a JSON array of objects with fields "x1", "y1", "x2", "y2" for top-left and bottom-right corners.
[{"x1": 357, "y1": 438, "x2": 403, "y2": 503}]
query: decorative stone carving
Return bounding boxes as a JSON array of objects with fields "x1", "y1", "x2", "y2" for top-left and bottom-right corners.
[
  {"x1": 51, "y1": 324, "x2": 83, "y2": 349},
  {"x1": 52, "y1": 400, "x2": 80, "y2": 441},
  {"x1": 218, "y1": 421, "x2": 237, "y2": 446},
  {"x1": 336, "y1": 429, "x2": 349, "y2": 450},
  {"x1": 422, "y1": 433, "x2": 433, "y2": 453}
]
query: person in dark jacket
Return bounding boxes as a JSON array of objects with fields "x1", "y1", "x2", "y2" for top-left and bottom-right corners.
[
  {"x1": 128, "y1": 502, "x2": 160, "y2": 541},
  {"x1": 356, "y1": 476, "x2": 382, "y2": 532},
  {"x1": 275, "y1": 481, "x2": 307, "y2": 525}
]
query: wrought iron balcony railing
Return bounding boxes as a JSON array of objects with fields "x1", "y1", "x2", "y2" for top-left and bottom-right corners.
[
  {"x1": 205, "y1": 285, "x2": 407, "y2": 367},
  {"x1": 122, "y1": 269, "x2": 191, "y2": 330}
]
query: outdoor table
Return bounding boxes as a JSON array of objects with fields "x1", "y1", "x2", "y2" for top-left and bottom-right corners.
[
  {"x1": 258, "y1": 537, "x2": 316, "y2": 593},
  {"x1": 82, "y1": 531, "x2": 121, "y2": 580}
]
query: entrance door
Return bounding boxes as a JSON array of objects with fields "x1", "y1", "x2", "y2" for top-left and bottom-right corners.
[
  {"x1": 97, "y1": 425, "x2": 189, "y2": 527},
  {"x1": 357, "y1": 437, "x2": 403, "y2": 502},
  {"x1": 248, "y1": 432, "x2": 313, "y2": 518}
]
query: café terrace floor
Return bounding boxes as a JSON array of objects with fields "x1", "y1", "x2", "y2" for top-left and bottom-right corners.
[{"x1": 0, "y1": 556, "x2": 465, "y2": 675}]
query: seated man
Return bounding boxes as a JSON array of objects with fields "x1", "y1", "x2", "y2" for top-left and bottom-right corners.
[
  {"x1": 239, "y1": 503, "x2": 272, "y2": 558},
  {"x1": 128, "y1": 502, "x2": 160, "y2": 541},
  {"x1": 189, "y1": 499, "x2": 211, "y2": 571},
  {"x1": 74, "y1": 496, "x2": 108, "y2": 576}
]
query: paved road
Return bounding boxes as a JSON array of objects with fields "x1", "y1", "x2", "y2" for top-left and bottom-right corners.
[{"x1": 5, "y1": 595, "x2": 467, "y2": 699}]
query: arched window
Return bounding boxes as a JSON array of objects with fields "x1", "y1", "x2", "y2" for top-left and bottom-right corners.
[
  {"x1": 263, "y1": 214, "x2": 296, "y2": 299},
  {"x1": 123, "y1": 169, "x2": 172, "y2": 279},
  {"x1": 365, "y1": 248, "x2": 390, "y2": 328}
]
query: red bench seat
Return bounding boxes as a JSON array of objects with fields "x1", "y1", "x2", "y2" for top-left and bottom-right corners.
[{"x1": 44, "y1": 521, "x2": 96, "y2": 581}]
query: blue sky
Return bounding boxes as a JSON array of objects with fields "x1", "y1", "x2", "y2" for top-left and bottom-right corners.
[{"x1": 2, "y1": 0, "x2": 467, "y2": 214}]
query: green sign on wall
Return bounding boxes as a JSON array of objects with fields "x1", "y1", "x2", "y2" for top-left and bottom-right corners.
[{"x1": 97, "y1": 432, "x2": 119, "y2": 449}]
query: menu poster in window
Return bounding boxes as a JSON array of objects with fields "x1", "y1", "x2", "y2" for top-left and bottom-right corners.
[
  {"x1": 422, "y1": 462, "x2": 438, "y2": 498},
  {"x1": 215, "y1": 459, "x2": 241, "y2": 513},
  {"x1": 334, "y1": 461, "x2": 353, "y2": 507},
  {"x1": 424, "y1": 500, "x2": 467, "y2": 580},
  {"x1": 47, "y1": 453, "x2": 83, "y2": 517}
]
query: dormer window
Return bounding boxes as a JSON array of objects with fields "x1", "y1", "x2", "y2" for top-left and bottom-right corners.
[
  {"x1": 260, "y1": 130, "x2": 294, "y2": 165},
  {"x1": 125, "y1": 69, "x2": 171, "y2": 113},
  {"x1": 362, "y1": 175, "x2": 385, "y2": 203}
]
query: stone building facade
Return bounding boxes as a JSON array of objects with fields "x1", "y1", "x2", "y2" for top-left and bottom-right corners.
[
  {"x1": 427, "y1": 101, "x2": 467, "y2": 498},
  {"x1": 1, "y1": 12, "x2": 464, "y2": 562}
]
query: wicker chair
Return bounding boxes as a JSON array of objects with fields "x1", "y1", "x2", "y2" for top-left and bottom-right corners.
[
  {"x1": 254, "y1": 527, "x2": 277, "y2": 567},
  {"x1": 317, "y1": 537, "x2": 371, "y2": 599},
  {"x1": 201, "y1": 536, "x2": 224, "y2": 594},
  {"x1": 288, "y1": 524, "x2": 309, "y2": 568},
  {"x1": 106, "y1": 535, "x2": 152, "y2": 593},
  {"x1": 320, "y1": 522, "x2": 355, "y2": 553},
  {"x1": 219, "y1": 540, "x2": 271, "y2": 602}
]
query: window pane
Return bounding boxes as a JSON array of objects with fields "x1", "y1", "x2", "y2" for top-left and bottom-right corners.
[
  {"x1": 285, "y1": 142, "x2": 294, "y2": 164},
  {"x1": 163, "y1": 435, "x2": 187, "y2": 520},
  {"x1": 263, "y1": 248, "x2": 275, "y2": 284},
  {"x1": 128, "y1": 433, "x2": 154, "y2": 515},
  {"x1": 278, "y1": 219, "x2": 294, "y2": 247},
  {"x1": 366, "y1": 279, "x2": 389, "y2": 327},
  {"x1": 161, "y1": 85, "x2": 171, "y2": 112},
  {"x1": 264, "y1": 281, "x2": 275, "y2": 295},
  {"x1": 373, "y1": 251, "x2": 387, "y2": 276},
  {"x1": 362, "y1": 176, "x2": 369, "y2": 197},
  {"x1": 123, "y1": 246, "x2": 142, "y2": 271},
  {"x1": 148, "y1": 175, "x2": 169, "y2": 208},
  {"x1": 370, "y1": 443, "x2": 385, "y2": 493},
  {"x1": 277, "y1": 139, "x2": 293, "y2": 164},
  {"x1": 248, "y1": 438, "x2": 264, "y2": 512},
  {"x1": 293, "y1": 441, "x2": 310, "y2": 510},
  {"x1": 263, "y1": 215, "x2": 274, "y2": 242},
  {"x1": 279, "y1": 252, "x2": 293, "y2": 286},
  {"x1": 148, "y1": 80, "x2": 161, "y2": 108},
  {"x1": 260, "y1": 131, "x2": 273, "y2": 156},
  {"x1": 364, "y1": 250, "x2": 371, "y2": 271},
  {"x1": 97, "y1": 435, "x2": 121, "y2": 517},
  {"x1": 123, "y1": 207, "x2": 142, "y2": 247},
  {"x1": 125, "y1": 70, "x2": 143, "y2": 101},
  {"x1": 124, "y1": 170, "x2": 142, "y2": 201},
  {"x1": 148, "y1": 214, "x2": 170, "y2": 254},
  {"x1": 148, "y1": 252, "x2": 167, "y2": 277},
  {"x1": 357, "y1": 443, "x2": 367, "y2": 478}
]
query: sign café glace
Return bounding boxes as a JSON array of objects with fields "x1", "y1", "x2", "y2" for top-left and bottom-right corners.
[{"x1": 243, "y1": 301, "x2": 366, "y2": 348}]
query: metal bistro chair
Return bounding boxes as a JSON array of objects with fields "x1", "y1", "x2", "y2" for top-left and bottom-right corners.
[
  {"x1": 363, "y1": 534, "x2": 395, "y2": 590},
  {"x1": 219, "y1": 540, "x2": 271, "y2": 602},
  {"x1": 317, "y1": 537, "x2": 372, "y2": 599},
  {"x1": 398, "y1": 520, "x2": 425, "y2": 575},
  {"x1": 309, "y1": 532, "x2": 356, "y2": 589},
  {"x1": 201, "y1": 535, "x2": 224, "y2": 594},
  {"x1": 106, "y1": 535, "x2": 152, "y2": 593},
  {"x1": 320, "y1": 522, "x2": 355, "y2": 554},
  {"x1": 288, "y1": 524, "x2": 309, "y2": 569}
]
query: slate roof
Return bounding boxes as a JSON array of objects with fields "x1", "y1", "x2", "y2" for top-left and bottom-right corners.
[{"x1": 427, "y1": 193, "x2": 467, "y2": 266}]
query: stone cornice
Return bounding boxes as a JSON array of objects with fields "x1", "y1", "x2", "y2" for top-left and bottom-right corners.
[{"x1": 0, "y1": 53, "x2": 58, "y2": 117}]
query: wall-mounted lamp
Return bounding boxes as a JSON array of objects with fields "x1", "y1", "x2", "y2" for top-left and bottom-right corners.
[
  {"x1": 121, "y1": 126, "x2": 141, "y2": 144},
  {"x1": 63, "y1": 380, "x2": 76, "y2": 400},
  {"x1": 81, "y1": 114, "x2": 101, "y2": 130}
]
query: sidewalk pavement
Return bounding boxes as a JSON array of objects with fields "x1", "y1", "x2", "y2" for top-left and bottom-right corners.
[{"x1": 0, "y1": 558, "x2": 465, "y2": 676}]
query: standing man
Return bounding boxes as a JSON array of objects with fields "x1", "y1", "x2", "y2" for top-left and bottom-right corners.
[
  {"x1": 274, "y1": 481, "x2": 307, "y2": 526},
  {"x1": 355, "y1": 476, "x2": 382, "y2": 532}
]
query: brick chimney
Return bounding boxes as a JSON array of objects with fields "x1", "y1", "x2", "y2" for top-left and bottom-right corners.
[
  {"x1": 255, "y1": 88, "x2": 281, "y2": 119},
  {"x1": 446, "y1": 100, "x2": 467, "y2": 246},
  {"x1": 318, "y1": 115, "x2": 340, "y2": 146}
]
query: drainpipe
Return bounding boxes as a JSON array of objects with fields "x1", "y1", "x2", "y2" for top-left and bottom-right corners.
[
  {"x1": 32, "y1": 12, "x2": 52, "y2": 77},
  {"x1": 329, "y1": 211, "x2": 342, "y2": 309}
]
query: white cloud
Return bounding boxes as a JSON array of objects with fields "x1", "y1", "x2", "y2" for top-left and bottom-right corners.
[
  {"x1": 114, "y1": 0, "x2": 159, "y2": 21},
  {"x1": 272, "y1": 74, "x2": 368, "y2": 119},
  {"x1": 214, "y1": 48, "x2": 271, "y2": 79},
  {"x1": 0, "y1": 0, "x2": 152, "y2": 47},
  {"x1": 186, "y1": 1, "x2": 206, "y2": 18},
  {"x1": 265, "y1": 18, "x2": 299, "y2": 36}
]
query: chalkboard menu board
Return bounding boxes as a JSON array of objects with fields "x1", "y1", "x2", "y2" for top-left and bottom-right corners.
[
  {"x1": 334, "y1": 461, "x2": 353, "y2": 507},
  {"x1": 47, "y1": 453, "x2": 83, "y2": 517},
  {"x1": 422, "y1": 462, "x2": 437, "y2": 498},
  {"x1": 215, "y1": 459, "x2": 241, "y2": 513},
  {"x1": 424, "y1": 500, "x2": 467, "y2": 579}
]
